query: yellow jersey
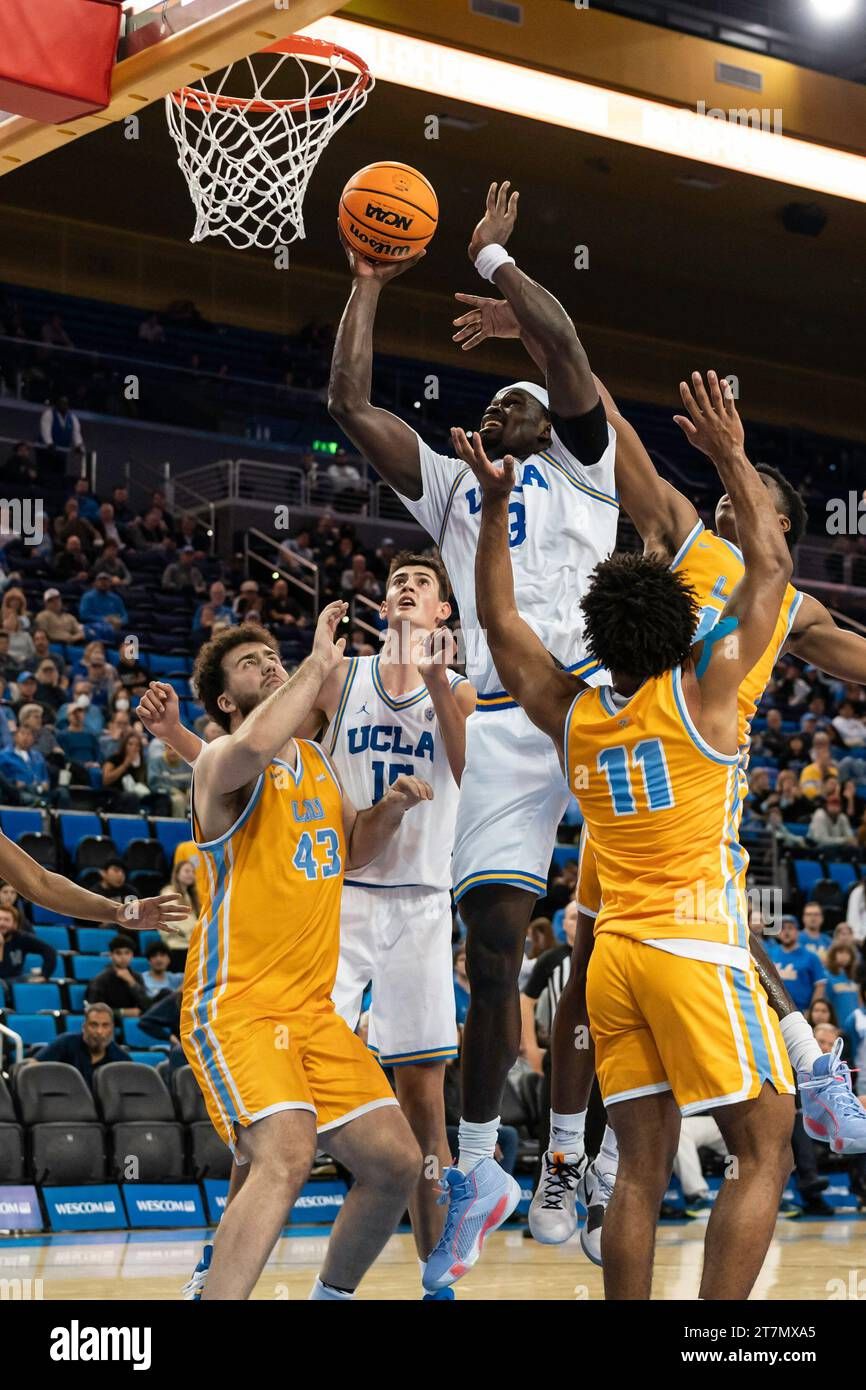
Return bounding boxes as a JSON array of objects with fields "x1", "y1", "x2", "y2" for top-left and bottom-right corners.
[
  {"x1": 672, "y1": 522, "x2": 803, "y2": 756},
  {"x1": 565, "y1": 669, "x2": 747, "y2": 947},
  {"x1": 183, "y1": 738, "x2": 345, "y2": 1024}
]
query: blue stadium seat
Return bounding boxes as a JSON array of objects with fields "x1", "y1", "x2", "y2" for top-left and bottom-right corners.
[
  {"x1": 122, "y1": 1018, "x2": 169, "y2": 1049},
  {"x1": 6, "y1": 1014, "x2": 58, "y2": 1045},
  {"x1": 793, "y1": 860, "x2": 823, "y2": 893},
  {"x1": 71, "y1": 956, "x2": 109, "y2": 981},
  {"x1": 31, "y1": 906, "x2": 73, "y2": 927},
  {"x1": 76, "y1": 928, "x2": 118, "y2": 954},
  {"x1": 0, "y1": 807, "x2": 45, "y2": 841},
  {"x1": 138, "y1": 932, "x2": 161, "y2": 952},
  {"x1": 131, "y1": 957, "x2": 149, "y2": 975},
  {"x1": 151, "y1": 818, "x2": 190, "y2": 862},
  {"x1": 106, "y1": 816, "x2": 149, "y2": 854},
  {"x1": 783, "y1": 823, "x2": 810, "y2": 837},
  {"x1": 11, "y1": 982, "x2": 62, "y2": 1011},
  {"x1": 165, "y1": 677, "x2": 192, "y2": 699},
  {"x1": 67, "y1": 984, "x2": 88, "y2": 1011},
  {"x1": 148, "y1": 654, "x2": 179, "y2": 676},
  {"x1": 828, "y1": 862, "x2": 857, "y2": 892},
  {"x1": 61, "y1": 1014, "x2": 85, "y2": 1033},
  {"x1": 127, "y1": 1050, "x2": 165, "y2": 1067},
  {"x1": 58, "y1": 812, "x2": 103, "y2": 860},
  {"x1": 32, "y1": 925, "x2": 71, "y2": 952},
  {"x1": 21, "y1": 954, "x2": 59, "y2": 977}
]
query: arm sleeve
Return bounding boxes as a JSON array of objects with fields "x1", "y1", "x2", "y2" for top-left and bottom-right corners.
[
  {"x1": 392, "y1": 436, "x2": 466, "y2": 542},
  {"x1": 549, "y1": 398, "x2": 610, "y2": 468}
]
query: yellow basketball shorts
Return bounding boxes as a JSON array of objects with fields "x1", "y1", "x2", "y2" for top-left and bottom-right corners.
[
  {"x1": 182, "y1": 1005, "x2": 398, "y2": 1155},
  {"x1": 586, "y1": 932, "x2": 794, "y2": 1115}
]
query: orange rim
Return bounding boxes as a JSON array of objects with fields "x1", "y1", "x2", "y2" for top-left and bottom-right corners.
[{"x1": 170, "y1": 35, "x2": 371, "y2": 114}]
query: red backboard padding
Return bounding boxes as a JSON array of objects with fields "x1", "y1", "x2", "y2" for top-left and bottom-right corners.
[{"x1": 0, "y1": 0, "x2": 123, "y2": 124}]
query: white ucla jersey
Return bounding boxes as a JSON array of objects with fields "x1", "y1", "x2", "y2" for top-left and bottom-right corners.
[
  {"x1": 396, "y1": 428, "x2": 618, "y2": 701},
  {"x1": 324, "y1": 655, "x2": 465, "y2": 890}
]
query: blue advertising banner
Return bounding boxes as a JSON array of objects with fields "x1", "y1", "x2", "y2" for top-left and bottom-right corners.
[
  {"x1": 290, "y1": 1180, "x2": 348, "y2": 1225},
  {"x1": 0, "y1": 1185, "x2": 42, "y2": 1230},
  {"x1": 202, "y1": 1178, "x2": 229, "y2": 1224},
  {"x1": 123, "y1": 1184, "x2": 206, "y2": 1228},
  {"x1": 43, "y1": 1185, "x2": 124, "y2": 1231}
]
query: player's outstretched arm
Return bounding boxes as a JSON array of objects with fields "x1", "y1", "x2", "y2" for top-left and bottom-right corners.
[
  {"x1": 679, "y1": 373, "x2": 792, "y2": 738},
  {"x1": 0, "y1": 831, "x2": 187, "y2": 932},
  {"x1": 452, "y1": 427, "x2": 580, "y2": 758},
  {"x1": 453, "y1": 293, "x2": 698, "y2": 552},
  {"x1": 138, "y1": 682, "x2": 204, "y2": 766},
  {"x1": 343, "y1": 775, "x2": 434, "y2": 870},
  {"x1": 785, "y1": 593, "x2": 866, "y2": 683},
  {"x1": 467, "y1": 182, "x2": 597, "y2": 430},
  {"x1": 197, "y1": 603, "x2": 347, "y2": 797},
  {"x1": 417, "y1": 626, "x2": 476, "y2": 784},
  {"x1": 328, "y1": 235, "x2": 426, "y2": 499}
]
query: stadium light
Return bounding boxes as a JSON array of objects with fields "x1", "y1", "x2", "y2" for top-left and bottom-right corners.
[
  {"x1": 303, "y1": 15, "x2": 866, "y2": 205},
  {"x1": 808, "y1": 0, "x2": 856, "y2": 19}
]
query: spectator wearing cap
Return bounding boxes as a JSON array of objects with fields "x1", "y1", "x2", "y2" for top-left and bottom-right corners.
[
  {"x1": 32, "y1": 1003, "x2": 127, "y2": 1087},
  {"x1": 11, "y1": 670, "x2": 39, "y2": 715},
  {"x1": 91, "y1": 539, "x2": 131, "y2": 587},
  {"x1": 33, "y1": 657, "x2": 66, "y2": 713},
  {"x1": 764, "y1": 916, "x2": 827, "y2": 1012},
  {"x1": 0, "y1": 904, "x2": 58, "y2": 1001},
  {"x1": 93, "y1": 859, "x2": 129, "y2": 903},
  {"x1": 34, "y1": 589, "x2": 85, "y2": 644},
  {"x1": 232, "y1": 579, "x2": 260, "y2": 617},
  {"x1": 161, "y1": 547, "x2": 206, "y2": 594},
  {"x1": 809, "y1": 790, "x2": 858, "y2": 849},
  {"x1": 84, "y1": 936, "x2": 149, "y2": 1018},
  {"x1": 141, "y1": 941, "x2": 183, "y2": 1000},
  {"x1": 79, "y1": 572, "x2": 128, "y2": 635}
]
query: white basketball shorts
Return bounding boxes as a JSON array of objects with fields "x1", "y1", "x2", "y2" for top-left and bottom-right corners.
[{"x1": 332, "y1": 883, "x2": 458, "y2": 1067}]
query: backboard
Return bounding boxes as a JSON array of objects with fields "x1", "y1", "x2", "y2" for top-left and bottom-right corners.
[{"x1": 0, "y1": 0, "x2": 344, "y2": 175}]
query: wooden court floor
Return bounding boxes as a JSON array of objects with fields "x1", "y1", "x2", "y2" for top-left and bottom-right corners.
[{"x1": 1, "y1": 1220, "x2": 862, "y2": 1300}]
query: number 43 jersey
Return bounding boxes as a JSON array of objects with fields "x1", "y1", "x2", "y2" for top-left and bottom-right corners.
[
  {"x1": 564, "y1": 667, "x2": 748, "y2": 951},
  {"x1": 325, "y1": 655, "x2": 465, "y2": 891}
]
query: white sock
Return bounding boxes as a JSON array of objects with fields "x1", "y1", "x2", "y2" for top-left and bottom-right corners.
[
  {"x1": 780, "y1": 1012, "x2": 822, "y2": 1073},
  {"x1": 309, "y1": 1276, "x2": 355, "y2": 1301},
  {"x1": 418, "y1": 1258, "x2": 427, "y2": 1288},
  {"x1": 549, "y1": 1109, "x2": 587, "y2": 1156},
  {"x1": 456, "y1": 1116, "x2": 500, "y2": 1174},
  {"x1": 596, "y1": 1126, "x2": 619, "y2": 1176}
]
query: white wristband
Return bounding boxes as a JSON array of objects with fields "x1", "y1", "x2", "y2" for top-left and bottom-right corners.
[{"x1": 474, "y1": 243, "x2": 516, "y2": 283}]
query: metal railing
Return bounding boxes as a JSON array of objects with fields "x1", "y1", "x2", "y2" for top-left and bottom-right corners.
[
  {"x1": 243, "y1": 527, "x2": 320, "y2": 615},
  {"x1": 0, "y1": 1021, "x2": 24, "y2": 1070},
  {"x1": 349, "y1": 592, "x2": 384, "y2": 644}
]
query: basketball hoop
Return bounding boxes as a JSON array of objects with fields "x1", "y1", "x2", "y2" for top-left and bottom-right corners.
[{"x1": 165, "y1": 35, "x2": 373, "y2": 251}]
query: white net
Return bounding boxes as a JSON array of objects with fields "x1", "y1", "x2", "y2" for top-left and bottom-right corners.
[{"x1": 165, "y1": 39, "x2": 373, "y2": 251}]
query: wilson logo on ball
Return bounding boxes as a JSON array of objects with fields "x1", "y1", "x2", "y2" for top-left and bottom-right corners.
[
  {"x1": 365, "y1": 203, "x2": 414, "y2": 230},
  {"x1": 348, "y1": 222, "x2": 412, "y2": 257}
]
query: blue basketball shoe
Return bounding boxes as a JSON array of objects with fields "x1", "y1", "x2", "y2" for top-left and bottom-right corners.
[
  {"x1": 422, "y1": 1160, "x2": 521, "y2": 1292},
  {"x1": 799, "y1": 1037, "x2": 866, "y2": 1154}
]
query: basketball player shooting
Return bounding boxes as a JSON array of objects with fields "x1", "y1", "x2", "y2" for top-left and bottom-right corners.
[
  {"x1": 141, "y1": 602, "x2": 433, "y2": 1301},
  {"x1": 329, "y1": 181, "x2": 619, "y2": 1291},
  {"x1": 455, "y1": 294, "x2": 866, "y2": 1257},
  {"x1": 465, "y1": 369, "x2": 797, "y2": 1300}
]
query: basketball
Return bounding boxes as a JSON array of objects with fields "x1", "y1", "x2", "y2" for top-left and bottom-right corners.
[{"x1": 339, "y1": 161, "x2": 438, "y2": 262}]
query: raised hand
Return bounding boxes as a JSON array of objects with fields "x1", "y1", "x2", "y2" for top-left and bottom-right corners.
[
  {"x1": 450, "y1": 426, "x2": 516, "y2": 499},
  {"x1": 386, "y1": 774, "x2": 434, "y2": 811},
  {"x1": 452, "y1": 294, "x2": 519, "y2": 351},
  {"x1": 468, "y1": 181, "x2": 519, "y2": 262},
  {"x1": 338, "y1": 227, "x2": 426, "y2": 285},
  {"x1": 417, "y1": 625, "x2": 458, "y2": 684},
  {"x1": 118, "y1": 892, "x2": 189, "y2": 932},
  {"x1": 312, "y1": 600, "x2": 349, "y2": 671},
  {"x1": 137, "y1": 681, "x2": 181, "y2": 741},
  {"x1": 673, "y1": 370, "x2": 745, "y2": 461}
]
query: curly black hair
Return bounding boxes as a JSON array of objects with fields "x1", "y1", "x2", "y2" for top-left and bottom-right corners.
[
  {"x1": 755, "y1": 465, "x2": 808, "y2": 550},
  {"x1": 580, "y1": 552, "x2": 700, "y2": 680}
]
